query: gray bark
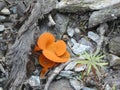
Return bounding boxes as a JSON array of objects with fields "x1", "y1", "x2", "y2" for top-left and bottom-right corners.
[
  {"x1": 3, "y1": 0, "x2": 56, "y2": 90},
  {"x1": 56, "y1": 0, "x2": 120, "y2": 13},
  {"x1": 88, "y1": 7, "x2": 120, "y2": 28}
]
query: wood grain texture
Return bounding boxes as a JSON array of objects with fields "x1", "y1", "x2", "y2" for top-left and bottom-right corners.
[{"x1": 3, "y1": 0, "x2": 56, "y2": 90}]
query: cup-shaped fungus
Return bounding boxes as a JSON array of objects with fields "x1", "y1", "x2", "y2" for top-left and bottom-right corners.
[
  {"x1": 37, "y1": 32, "x2": 55, "y2": 50},
  {"x1": 34, "y1": 32, "x2": 70, "y2": 77},
  {"x1": 43, "y1": 50, "x2": 70, "y2": 63},
  {"x1": 39, "y1": 54, "x2": 57, "y2": 77},
  {"x1": 39, "y1": 54, "x2": 56, "y2": 68}
]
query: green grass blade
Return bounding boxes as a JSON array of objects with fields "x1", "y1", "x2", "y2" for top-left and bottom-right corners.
[
  {"x1": 87, "y1": 64, "x2": 91, "y2": 75},
  {"x1": 77, "y1": 60, "x2": 89, "y2": 64},
  {"x1": 96, "y1": 62, "x2": 108, "y2": 67}
]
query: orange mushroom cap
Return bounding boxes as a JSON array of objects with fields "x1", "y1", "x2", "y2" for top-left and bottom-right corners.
[
  {"x1": 37, "y1": 32, "x2": 55, "y2": 50},
  {"x1": 43, "y1": 49, "x2": 70, "y2": 63},
  {"x1": 39, "y1": 54, "x2": 56, "y2": 68},
  {"x1": 54, "y1": 40, "x2": 66, "y2": 56},
  {"x1": 46, "y1": 40, "x2": 66, "y2": 56}
]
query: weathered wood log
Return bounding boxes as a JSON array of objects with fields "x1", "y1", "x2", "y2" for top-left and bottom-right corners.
[
  {"x1": 3, "y1": 0, "x2": 57, "y2": 90},
  {"x1": 88, "y1": 7, "x2": 120, "y2": 28},
  {"x1": 56, "y1": 0, "x2": 120, "y2": 13}
]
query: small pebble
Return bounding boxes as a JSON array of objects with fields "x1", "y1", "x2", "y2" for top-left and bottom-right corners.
[
  {"x1": 26, "y1": 76, "x2": 40, "y2": 87},
  {"x1": 74, "y1": 28, "x2": 80, "y2": 33},
  {"x1": 107, "y1": 54, "x2": 120, "y2": 67},
  {"x1": 0, "y1": 16, "x2": 6, "y2": 22},
  {"x1": 72, "y1": 43, "x2": 90, "y2": 55},
  {"x1": 105, "y1": 84, "x2": 112, "y2": 90},
  {"x1": 71, "y1": 38, "x2": 77, "y2": 44},
  {"x1": 0, "y1": 87, "x2": 3, "y2": 90},
  {"x1": 62, "y1": 35, "x2": 69, "y2": 41},
  {"x1": 74, "y1": 64, "x2": 86, "y2": 72},
  {"x1": 1, "y1": 8, "x2": 10, "y2": 15},
  {"x1": 67, "y1": 27, "x2": 74, "y2": 37},
  {"x1": 59, "y1": 71, "x2": 74, "y2": 77},
  {"x1": 82, "y1": 87, "x2": 97, "y2": 90},
  {"x1": 88, "y1": 31, "x2": 100, "y2": 43},
  {"x1": 0, "y1": 25, "x2": 5, "y2": 32},
  {"x1": 69, "y1": 78, "x2": 83, "y2": 90},
  {"x1": 10, "y1": 6, "x2": 17, "y2": 14},
  {"x1": 65, "y1": 61, "x2": 77, "y2": 70},
  {"x1": 79, "y1": 38, "x2": 92, "y2": 46}
]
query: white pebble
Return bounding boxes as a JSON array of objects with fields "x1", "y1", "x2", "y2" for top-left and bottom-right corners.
[{"x1": 1, "y1": 8, "x2": 10, "y2": 15}]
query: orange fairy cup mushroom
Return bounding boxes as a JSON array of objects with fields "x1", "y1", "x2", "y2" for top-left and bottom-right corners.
[
  {"x1": 37, "y1": 32, "x2": 55, "y2": 50},
  {"x1": 39, "y1": 54, "x2": 56, "y2": 68},
  {"x1": 34, "y1": 32, "x2": 70, "y2": 77},
  {"x1": 43, "y1": 50, "x2": 70, "y2": 63},
  {"x1": 39, "y1": 54, "x2": 57, "y2": 77}
]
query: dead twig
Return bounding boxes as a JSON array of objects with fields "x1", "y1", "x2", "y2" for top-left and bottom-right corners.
[
  {"x1": 44, "y1": 57, "x2": 79, "y2": 90},
  {"x1": 97, "y1": 23, "x2": 108, "y2": 52},
  {"x1": 48, "y1": 14, "x2": 56, "y2": 27}
]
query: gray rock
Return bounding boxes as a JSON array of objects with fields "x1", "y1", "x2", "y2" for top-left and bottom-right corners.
[
  {"x1": 54, "y1": 13, "x2": 69, "y2": 39},
  {"x1": 96, "y1": 23, "x2": 108, "y2": 35},
  {"x1": 65, "y1": 61, "x2": 77, "y2": 71},
  {"x1": 79, "y1": 38, "x2": 93, "y2": 47},
  {"x1": 69, "y1": 78, "x2": 83, "y2": 90},
  {"x1": 0, "y1": 57, "x2": 5, "y2": 62},
  {"x1": 3, "y1": 22, "x2": 13, "y2": 27},
  {"x1": 105, "y1": 84, "x2": 112, "y2": 90},
  {"x1": 71, "y1": 43, "x2": 91, "y2": 55},
  {"x1": 0, "y1": 25, "x2": 5, "y2": 32},
  {"x1": 10, "y1": 6, "x2": 17, "y2": 14},
  {"x1": 0, "y1": 87, "x2": 3, "y2": 90},
  {"x1": 0, "y1": 15, "x2": 6, "y2": 22},
  {"x1": 107, "y1": 54, "x2": 120, "y2": 67},
  {"x1": 0, "y1": 1, "x2": 6, "y2": 10},
  {"x1": 88, "y1": 31, "x2": 100, "y2": 43},
  {"x1": 82, "y1": 87, "x2": 97, "y2": 90},
  {"x1": 59, "y1": 71, "x2": 74, "y2": 77},
  {"x1": 0, "y1": 64, "x2": 5, "y2": 73},
  {"x1": 16, "y1": 2, "x2": 26, "y2": 16},
  {"x1": 74, "y1": 64, "x2": 86, "y2": 72},
  {"x1": 56, "y1": 0, "x2": 120, "y2": 13},
  {"x1": 109, "y1": 36, "x2": 120, "y2": 56},
  {"x1": 67, "y1": 27, "x2": 74, "y2": 37},
  {"x1": 104, "y1": 71, "x2": 120, "y2": 90},
  {"x1": 73, "y1": 28, "x2": 82, "y2": 41},
  {"x1": 0, "y1": 33, "x2": 2, "y2": 39},
  {"x1": 62, "y1": 34, "x2": 69, "y2": 41},
  {"x1": 26, "y1": 76, "x2": 40, "y2": 87},
  {"x1": 38, "y1": 14, "x2": 69, "y2": 40},
  {"x1": 71, "y1": 38, "x2": 77, "y2": 44},
  {"x1": 96, "y1": 23, "x2": 108, "y2": 51},
  {"x1": 74, "y1": 28, "x2": 81, "y2": 33},
  {"x1": 89, "y1": 7, "x2": 120, "y2": 28},
  {"x1": 73, "y1": 33, "x2": 81, "y2": 41},
  {"x1": 49, "y1": 79, "x2": 73, "y2": 90},
  {"x1": 1, "y1": 8, "x2": 10, "y2": 15}
]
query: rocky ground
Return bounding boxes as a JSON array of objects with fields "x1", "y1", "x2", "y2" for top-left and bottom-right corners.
[{"x1": 0, "y1": 0, "x2": 120, "y2": 90}]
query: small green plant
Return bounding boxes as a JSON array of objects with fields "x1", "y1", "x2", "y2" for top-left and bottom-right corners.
[
  {"x1": 77, "y1": 49, "x2": 108, "y2": 76},
  {"x1": 112, "y1": 84, "x2": 116, "y2": 90}
]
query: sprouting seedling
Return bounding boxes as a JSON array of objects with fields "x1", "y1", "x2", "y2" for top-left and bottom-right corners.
[{"x1": 77, "y1": 49, "x2": 108, "y2": 76}]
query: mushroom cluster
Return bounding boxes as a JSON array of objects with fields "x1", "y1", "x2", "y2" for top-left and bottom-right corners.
[{"x1": 34, "y1": 32, "x2": 70, "y2": 77}]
